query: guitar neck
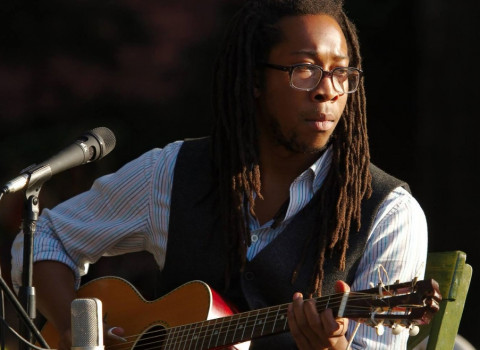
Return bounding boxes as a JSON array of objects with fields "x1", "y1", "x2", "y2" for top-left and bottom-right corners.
[{"x1": 165, "y1": 294, "x2": 342, "y2": 349}]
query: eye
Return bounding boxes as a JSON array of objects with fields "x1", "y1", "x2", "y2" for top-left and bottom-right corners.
[
  {"x1": 333, "y1": 68, "x2": 350, "y2": 82},
  {"x1": 293, "y1": 65, "x2": 317, "y2": 79},
  {"x1": 333, "y1": 67, "x2": 349, "y2": 76}
]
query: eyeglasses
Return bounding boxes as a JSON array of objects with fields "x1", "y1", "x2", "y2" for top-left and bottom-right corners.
[{"x1": 262, "y1": 63, "x2": 363, "y2": 94}]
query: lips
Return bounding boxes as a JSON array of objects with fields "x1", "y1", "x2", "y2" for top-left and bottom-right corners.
[
  {"x1": 304, "y1": 113, "x2": 335, "y2": 131},
  {"x1": 310, "y1": 120, "x2": 334, "y2": 131}
]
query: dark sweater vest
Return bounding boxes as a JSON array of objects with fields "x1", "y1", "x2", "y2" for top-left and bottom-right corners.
[{"x1": 160, "y1": 137, "x2": 409, "y2": 349}]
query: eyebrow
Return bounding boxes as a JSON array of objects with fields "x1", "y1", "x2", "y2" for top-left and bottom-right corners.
[{"x1": 291, "y1": 49, "x2": 348, "y2": 61}]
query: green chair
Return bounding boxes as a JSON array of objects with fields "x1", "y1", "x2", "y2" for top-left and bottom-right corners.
[{"x1": 407, "y1": 251, "x2": 473, "y2": 350}]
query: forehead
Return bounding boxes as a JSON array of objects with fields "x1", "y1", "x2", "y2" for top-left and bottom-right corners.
[{"x1": 271, "y1": 14, "x2": 348, "y2": 62}]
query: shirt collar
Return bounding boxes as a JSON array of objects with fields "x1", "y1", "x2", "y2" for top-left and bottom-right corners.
[{"x1": 305, "y1": 145, "x2": 333, "y2": 193}]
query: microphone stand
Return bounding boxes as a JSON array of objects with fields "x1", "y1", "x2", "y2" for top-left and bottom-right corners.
[
  {"x1": 0, "y1": 169, "x2": 49, "y2": 349},
  {"x1": 0, "y1": 274, "x2": 49, "y2": 349},
  {"x1": 17, "y1": 166, "x2": 51, "y2": 349}
]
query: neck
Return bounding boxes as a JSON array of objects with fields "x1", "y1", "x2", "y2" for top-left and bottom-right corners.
[
  {"x1": 258, "y1": 138, "x2": 326, "y2": 184},
  {"x1": 252, "y1": 138, "x2": 327, "y2": 225}
]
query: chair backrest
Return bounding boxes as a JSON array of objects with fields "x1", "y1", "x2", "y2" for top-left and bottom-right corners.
[{"x1": 407, "y1": 251, "x2": 472, "y2": 350}]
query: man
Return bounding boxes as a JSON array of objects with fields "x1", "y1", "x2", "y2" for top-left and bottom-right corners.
[{"x1": 11, "y1": 0, "x2": 427, "y2": 349}]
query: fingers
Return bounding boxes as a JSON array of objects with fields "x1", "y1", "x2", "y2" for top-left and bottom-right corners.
[
  {"x1": 288, "y1": 293, "x2": 337, "y2": 349},
  {"x1": 288, "y1": 282, "x2": 351, "y2": 349},
  {"x1": 334, "y1": 280, "x2": 350, "y2": 293},
  {"x1": 106, "y1": 326, "x2": 127, "y2": 342},
  {"x1": 288, "y1": 293, "x2": 316, "y2": 349}
]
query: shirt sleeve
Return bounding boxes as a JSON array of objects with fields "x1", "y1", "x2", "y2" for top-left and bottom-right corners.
[
  {"x1": 10, "y1": 141, "x2": 182, "y2": 291},
  {"x1": 348, "y1": 186, "x2": 428, "y2": 349}
]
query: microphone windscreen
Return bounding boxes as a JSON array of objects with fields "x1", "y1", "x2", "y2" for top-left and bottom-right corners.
[
  {"x1": 89, "y1": 127, "x2": 116, "y2": 159},
  {"x1": 71, "y1": 298, "x2": 104, "y2": 349}
]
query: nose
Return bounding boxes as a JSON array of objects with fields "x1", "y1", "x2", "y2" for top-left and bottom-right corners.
[{"x1": 309, "y1": 72, "x2": 340, "y2": 102}]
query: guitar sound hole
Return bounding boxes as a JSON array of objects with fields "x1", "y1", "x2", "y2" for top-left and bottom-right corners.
[{"x1": 134, "y1": 325, "x2": 166, "y2": 350}]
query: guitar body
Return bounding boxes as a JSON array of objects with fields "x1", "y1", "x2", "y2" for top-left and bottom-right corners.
[
  {"x1": 41, "y1": 276, "x2": 249, "y2": 349},
  {"x1": 40, "y1": 276, "x2": 441, "y2": 349}
]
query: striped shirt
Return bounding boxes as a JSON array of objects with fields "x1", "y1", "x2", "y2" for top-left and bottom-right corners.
[{"x1": 11, "y1": 140, "x2": 428, "y2": 349}]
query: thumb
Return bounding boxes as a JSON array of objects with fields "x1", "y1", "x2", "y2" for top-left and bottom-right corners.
[
  {"x1": 106, "y1": 326, "x2": 126, "y2": 342},
  {"x1": 335, "y1": 280, "x2": 350, "y2": 293}
]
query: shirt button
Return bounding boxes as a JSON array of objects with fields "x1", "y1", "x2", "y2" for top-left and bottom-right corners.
[
  {"x1": 251, "y1": 234, "x2": 258, "y2": 242},
  {"x1": 244, "y1": 271, "x2": 255, "y2": 281}
]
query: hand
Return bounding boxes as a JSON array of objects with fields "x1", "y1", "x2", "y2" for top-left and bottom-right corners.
[
  {"x1": 287, "y1": 280, "x2": 350, "y2": 350},
  {"x1": 55, "y1": 324, "x2": 125, "y2": 350},
  {"x1": 105, "y1": 326, "x2": 127, "y2": 344}
]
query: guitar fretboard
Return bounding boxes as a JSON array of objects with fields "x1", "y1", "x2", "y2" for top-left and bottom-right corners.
[{"x1": 164, "y1": 296, "x2": 339, "y2": 350}]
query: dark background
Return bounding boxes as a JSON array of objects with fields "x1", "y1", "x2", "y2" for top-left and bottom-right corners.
[{"x1": 1, "y1": 0, "x2": 479, "y2": 348}]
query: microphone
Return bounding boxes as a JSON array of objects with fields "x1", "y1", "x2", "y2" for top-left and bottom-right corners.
[
  {"x1": 71, "y1": 298, "x2": 104, "y2": 350},
  {"x1": 2, "y1": 127, "x2": 116, "y2": 194}
]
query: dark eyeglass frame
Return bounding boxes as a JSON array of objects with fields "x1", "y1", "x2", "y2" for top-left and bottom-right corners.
[{"x1": 262, "y1": 62, "x2": 363, "y2": 94}]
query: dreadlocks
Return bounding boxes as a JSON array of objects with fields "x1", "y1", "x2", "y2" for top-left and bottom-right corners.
[{"x1": 212, "y1": 0, "x2": 372, "y2": 296}]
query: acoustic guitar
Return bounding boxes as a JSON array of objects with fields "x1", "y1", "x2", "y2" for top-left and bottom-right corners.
[{"x1": 41, "y1": 276, "x2": 441, "y2": 349}]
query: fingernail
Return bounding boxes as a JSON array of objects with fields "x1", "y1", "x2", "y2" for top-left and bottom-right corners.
[{"x1": 107, "y1": 327, "x2": 127, "y2": 342}]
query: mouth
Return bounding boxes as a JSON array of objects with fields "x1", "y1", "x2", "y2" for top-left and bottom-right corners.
[{"x1": 304, "y1": 112, "x2": 336, "y2": 132}]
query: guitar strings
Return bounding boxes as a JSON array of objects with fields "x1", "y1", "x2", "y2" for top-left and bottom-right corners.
[
  {"x1": 103, "y1": 291, "x2": 421, "y2": 350},
  {"x1": 107, "y1": 315, "x2": 417, "y2": 348},
  {"x1": 104, "y1": 294, "x2": 349, "y2": 349},
  {"x1": 104, "y1": 296, "x2": 416, "y2": 345}
]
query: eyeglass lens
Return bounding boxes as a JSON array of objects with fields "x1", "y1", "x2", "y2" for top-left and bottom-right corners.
[{"x1": 291, "y1": 66, "x2": 360, "y2": 93}]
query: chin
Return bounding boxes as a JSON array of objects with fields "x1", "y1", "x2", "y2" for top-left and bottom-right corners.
[
  {"x1": 297, "y1": 136, "x2": 332, "y2": 154},
  {"x1": 281, "y1": 139, "x2": 330, "y2": 155},
  {"x1": 270, "y1": 119, "x2": 332, "y2": 155},
  {"x1": 301, "y1": 143, "x2": 329, "y2": 154}
]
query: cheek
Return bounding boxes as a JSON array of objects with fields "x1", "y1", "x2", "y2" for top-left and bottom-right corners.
[
  {"x1": 262, "y1": 69, "x2": 291, "y2": 96},
  {"x1": 260, "y1": 81, "x2": 296, "y2": 115},
  {"x1": 337, "y1": 95, "x2": 348, "y2": 115},
  {"x1": 266, "y1": 93, "x2": 301, "y2": 127}
]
